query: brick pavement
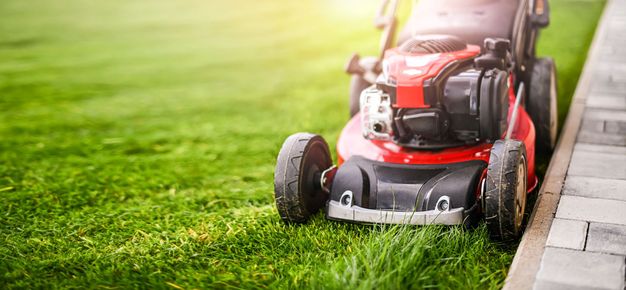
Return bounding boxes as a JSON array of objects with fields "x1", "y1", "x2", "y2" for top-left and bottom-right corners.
[{"x1": 533, "y1": 0, "x2": 626, "y2": 288}]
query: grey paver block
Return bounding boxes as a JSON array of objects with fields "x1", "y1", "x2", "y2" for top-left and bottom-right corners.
[
  {"x1": 611, "y1": 73, "x2": 626, "y2": 84},
  {"x1": 585, "y1": 109, "x2": 626, "y2": 122},
  {"x1": 575, "y1": 143, "x2": 626, "y2": 155},
  {"x1": 593, "y1": 62, "x2": 626, "y2": 75},
  {"x1": 578, "y1": 131, "x2": 626, "y2": 146},
  {"x1": 590, "y1": 70, "x2": 626, "y2": 89},
  {"x1": 546, "y1": 218, "x2": 588, "y2": 250},
  {"x1": 598, "y1": 54, "x2": 626, "y2": 66},
  {"x1": 564, "y1": 175, "x2": 626, "y2": 202},
  {"x1": 594, "y1": 63, "x2": 626, "y2": 75},
  {"x1": 569, "y1": 150, "x2": 626, "y2": 180},
  {"x1": 590, "y1": 81, "x2": 626, "y2": 95},
  {"x1": 607, "y1": 35, "x2": 626, "y2": 47},
  {"x1": 556, "y1": 195, "x2": 626, "y2": 225},
  {"x1": 603, "y1": 52, "x2": 626, "y2": 60},
  {"x1": 604, "y1": 120, "x2": 626, "y2": 134},
  {"x1": 586, "y1": 222, "x2": 626, "y2": 256},
  {"x1": 580, "y1": 119, "x2": 605, "y2": 133},
  {"x1": 534, "y1": 247, "x2": 625, "y2": 290},
  {"x1": 587, "y1": 95, "x2": 626, "y2": 110}
]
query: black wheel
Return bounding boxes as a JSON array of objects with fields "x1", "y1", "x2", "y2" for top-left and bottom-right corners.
[
  {"x1": 349, "y1": 74, "x2": 371, "y2": 117},
  {"x1": 484, "y1": 140, "x2": 528, "y2": 241},
  {"x1": 528, "y1": 58, "x2": 558, "y2": 154},
  {"x1": 274, "y1": 133, "x2": 333, "y2": 224}
]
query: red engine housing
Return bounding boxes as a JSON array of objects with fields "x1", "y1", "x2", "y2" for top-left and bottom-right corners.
[
  {"x1": 337, "y1": 44, "x2": 537, "y2": 191},
  {"x1": 386, "y1": 44, "x2": 481, "y2": 108}
]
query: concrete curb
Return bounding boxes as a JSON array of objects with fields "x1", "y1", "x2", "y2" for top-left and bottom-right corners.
[{"x1": 502, "y1": 1, "x2": 612, "y2": 289}]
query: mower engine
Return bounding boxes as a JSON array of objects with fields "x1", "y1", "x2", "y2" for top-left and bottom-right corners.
[{"x1": 361, "y1": 35, "x2": 510, "y2": 149}]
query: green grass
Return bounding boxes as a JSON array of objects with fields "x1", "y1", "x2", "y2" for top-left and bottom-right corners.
[{"x1": 0, "y1": 0, "x2": 605, "y2": 288}]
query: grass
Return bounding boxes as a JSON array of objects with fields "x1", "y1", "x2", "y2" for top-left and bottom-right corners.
[{"x1": 0, "y1": 0, "x2": 605, "y2": 288}]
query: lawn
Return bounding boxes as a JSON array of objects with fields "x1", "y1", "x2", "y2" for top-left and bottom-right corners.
[{"x1": 0, "y1": 0, "x2": 605, "y2": 289}]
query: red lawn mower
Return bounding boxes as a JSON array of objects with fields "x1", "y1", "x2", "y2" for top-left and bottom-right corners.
[{"x1": 274, "y1": 0, "x2": 557, "y2": 241}]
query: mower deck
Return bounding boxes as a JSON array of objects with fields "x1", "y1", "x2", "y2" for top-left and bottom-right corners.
[
  {"x1": 325, "y1": 155, "x2": 484, "y2": 225},
  {"x1": 327, "y1": 199, "x2": 465, "y2": 225}
]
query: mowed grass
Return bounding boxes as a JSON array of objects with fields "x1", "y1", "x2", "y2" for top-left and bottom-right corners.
[{"x1": 0, "y1": 0, "x2": 604, "y2": 289}]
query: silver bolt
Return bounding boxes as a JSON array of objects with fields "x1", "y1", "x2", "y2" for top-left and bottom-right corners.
[
  {"x1": 340, "y1": 190, "x2": 353, "y2": 206},
  {"x1": 438, "y1": 200, "x2": 449, "y2": 211}
]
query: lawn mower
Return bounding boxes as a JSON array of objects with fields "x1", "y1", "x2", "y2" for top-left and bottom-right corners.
[{"x1": 273, "y1": 0, "x2": 558, "y2": 241}]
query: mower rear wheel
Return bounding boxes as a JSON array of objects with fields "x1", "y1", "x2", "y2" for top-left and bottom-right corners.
[
  {"x1": 484, "y1": 140, "x2": 528, "y2": 241},
  {"x1": 349, "y1": 75, "x2": 371, "y2": 117},
  {"x1": 528, "y1": 58, "x2": 558, "y2": 154},
  {"x1": 274, "y1": 133, "x2": 333, "y2": 224}
]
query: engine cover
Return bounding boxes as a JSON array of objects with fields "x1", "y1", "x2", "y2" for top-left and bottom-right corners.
[
  {"x1": 360, "y1": 35, "x2": 511, "y2": 149},
  {"x1": 383, "y1": 35, "x2": 480, "y2": 109}
]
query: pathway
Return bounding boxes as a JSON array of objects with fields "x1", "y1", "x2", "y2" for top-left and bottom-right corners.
[{"x1": 505, "y1": 0, "x2": 626, "y2": 289}]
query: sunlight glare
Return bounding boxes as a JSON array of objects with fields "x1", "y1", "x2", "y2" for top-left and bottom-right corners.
[{"x1": 324, "y1": 0, "x2": 380, "y2": 20}]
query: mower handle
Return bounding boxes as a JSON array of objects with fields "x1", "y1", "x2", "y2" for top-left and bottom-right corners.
[
  {"x1": 375, "y1": 0, "x2": 400, "y2": 61},
  {"x1": 345, "y1": 0, "x2": 400, "y2": 77},
  {"x1": 374, "y1": 0, "x2": 398, "y2": 29},
  {"x1": 531, "y1": 0, "x2": 550, "y2": 28}
]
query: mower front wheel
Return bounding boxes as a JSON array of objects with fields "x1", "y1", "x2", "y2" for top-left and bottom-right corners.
[
  {"x1": 274, "y1": 133, "x2": 333, "y2": 224},
  {"x1": 484, "y1": 140, "x2": 528, "y2": 241}
]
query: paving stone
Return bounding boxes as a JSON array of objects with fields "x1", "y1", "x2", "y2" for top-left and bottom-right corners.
[
  {"x1": 610, "y1": 64, "x2": 626, "y2": 74},
  {"x1": 580, "y1": 119, "x2": 605, "y2": 133},
  {"x1": 604, "y1": 120, "x2": 626, "y2": 134},
  {"x1": 587, "y1": 92, "x2": 626, "y2": 100},
  {"x1": 556, "y1": 195, "x2": 626, "y2": 225},
  {"x1": 546, "y1": 218, "x2": 588, "y2": 250},
  {"x1": 609, "y1": 66, "x2": 626, "y2": 76},
  {"x1": 564, "y1": 175, "x2": 626, "y2": 202},
  {"x1": 590, "y1": 77, "x2": 626, "y2": 93},
  {"x1": 611, "y1": 73, "x2": 626, "y2": 83},
  {"x1": 609, "y1": 19, "x2": 626, "y2": 30},
  {"x1": 586, "y1": 222, "x2": 626, "y2": 256},
  {"x1": 585, "y1": 109, "x2": 626, "y2": 122},
  {"x1": 569, "y1": 150, "x2": 626, "y2": 180},
  {"x1": 534, "y1": 247, "x2": 625, "y2": 290},
  {"x1": 575, "y1": 143, "x2": 626, "y2": 155},
  {"x1": 607, "y1": 32, "x2": 626, "y2": 43},
  {"x1": 594, "y1": 62, "x2": 626, "y2": 74},
  {"x1": 593, "y1": 63, "x2": 626, "y2": 76},
  {"x1": 600, "y1": 46, "x2": 615, "y2": 56},
  {"x1": 598, "y1": 52, "x2": 626, "y2": 63},
  {"x1": 587, "y1": 95, "x2": 626, "y2": 110},
  {"x1": 578, "y1": 118, "x2": 626, "y2": 136},
  {"x1": 578, "y1": 130, "x2": 626, "y2": 146},
  {"x1": 592, "y1": 65, "x2": 626, "y2": 83}
]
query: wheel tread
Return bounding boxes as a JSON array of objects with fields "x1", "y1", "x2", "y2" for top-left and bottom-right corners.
[
  {"x1": 274, "y1": 133, "x2": 332, "y2": 224},
  {"x1": 484, "y1": 139, "x2": 528, "y2": 241}
]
